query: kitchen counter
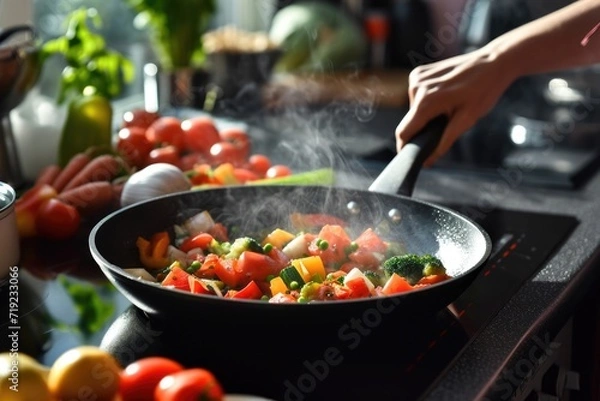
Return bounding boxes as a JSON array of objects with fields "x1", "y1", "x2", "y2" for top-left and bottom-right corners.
[
  {"x1": 402, "y1": 165, "x2": 600, "y2": 400},
  {"x1": 2, "y1": 102, "x2": 600, "y2": 400}
]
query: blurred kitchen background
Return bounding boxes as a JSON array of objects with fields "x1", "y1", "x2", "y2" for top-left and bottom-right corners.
[{"x1": 2, "y1": 0, "x2": 600, "y2": 188}]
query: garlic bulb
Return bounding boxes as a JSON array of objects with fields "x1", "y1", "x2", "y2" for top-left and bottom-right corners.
[{"x1": 120, "y1": 163, "x2": 192, "y2": 207}]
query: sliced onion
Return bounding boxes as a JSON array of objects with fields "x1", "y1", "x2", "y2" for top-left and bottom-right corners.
[
  {"x1": 123, "y1": 268, "x2": 157, "y2": 282},
  {"x1": 282, "y1": 234, "x2": 309, "y2": 259},
  {"x1": 183, "y1": 210, "x2": 216, "y2": 237}
]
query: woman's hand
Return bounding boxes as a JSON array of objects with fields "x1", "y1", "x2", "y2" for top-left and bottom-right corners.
[{"x1": 395, "y1": 47, "x2": 517, "y2": 166}]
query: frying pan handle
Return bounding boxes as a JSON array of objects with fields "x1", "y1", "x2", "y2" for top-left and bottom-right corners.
[{"x1": 368, "y1": 115, "x2": 448, "y2": 197}]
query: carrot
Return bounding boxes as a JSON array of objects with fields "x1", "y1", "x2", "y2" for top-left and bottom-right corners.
[
  {"x1": 57, "y1": 181, "x2": 117, "y2": 216},
  {"x1": 35, "y1": 164, "x2": 61, "y2": 187},
  {"x1": 52, "y1": 153, "x2": 92, "y2": 192},
  {"x1": 61, "y1": 154, "x2": 122, "y2": 192}
]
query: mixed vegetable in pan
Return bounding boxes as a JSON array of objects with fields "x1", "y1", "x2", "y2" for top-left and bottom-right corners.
[{"x1": 130, "y1": 211, "x2": 451, "y2": 303}]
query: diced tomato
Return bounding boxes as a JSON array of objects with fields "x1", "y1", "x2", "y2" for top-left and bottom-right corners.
[
  {"x1": 266, "y1": 247, "x2": 291, "y2": 270},
  {"x1": 348, "y1": 228, "x2": 388, "y2": 269},
  {"x1": 345, "y1": 277, "x2": 372, "y2": 299},
  {"x1": 196, "y1": 253, "x2": 220, "y2": 279},
  {"x1": 188, "y1": 276, "x2": 213, "y2": 295},
  {"x1": 213, "y1": 257, "x2": 242, "y2": 288},
  {"x1": 235, "y1": 251, "x2": 283, "y2": 284},
  {"x1": 289, "y1": 213, "x2": 347, "y2": 231},
  {"x1": 354, "y1": 228, "x2": 388, "y2": 252},
  {"x1": 226, "y1": 280, "x2": 263, "y2": 300},
  {"x1": 381, "y1": 273, "x2": 413, "y2": 295},
  {"x1": 207, "y1": 223, "x2": 228, "y2": 242},
  {"x1": 161, "y1": 265, "x2": 192, "y2": 291},
  {"x1": 308, "y1": 225, "x2": 352, "y2": 267},
  {"x1": 179, "y1": 233, "x2": 214, "y2": 253},
  {"x1": 332, "y1": 284, "x2": 352, "y2": 300}
]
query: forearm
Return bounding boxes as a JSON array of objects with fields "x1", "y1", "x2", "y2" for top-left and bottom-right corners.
[{"x1": 486, "y1": 0, "x2": 600, "y2": 79}]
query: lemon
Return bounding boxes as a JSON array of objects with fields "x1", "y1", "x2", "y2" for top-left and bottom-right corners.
[
  {"x1": 47, "y1": 345, "x2": 122, "y2": 401},
  {"x1": 0, "y1": 352, "x2": 52, "y2": 401}
]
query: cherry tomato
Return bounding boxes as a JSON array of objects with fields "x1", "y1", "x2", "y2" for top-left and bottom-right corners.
[
  {"x1": 219, "y1": 127, "x2": 251, "y2": 160},
  {"x1": 35, "y1": 198, "x2": 81, "y2": 240},
  {"x1": 209, "y1": 142, "x2": 245, "y2": 166},
  {"x1": 248, "y1": 154, "x2": 271, "y2": 177},
  {"x1": 155, "y1": 368, "x2": 224, "y2": 401},
  {"x1": 265, "y1": 164, "x2": 292, "y2": 179},
  {"x1": 233, "y1": 168, "x2": 259, "y2": 183},
  {"x1": 122, "y1": 109, "x2": 160, "y2": 129},
  {"x1": 146, "y1": 145, "x2": 181, "y2": 167},
  {"x1": 119, "y1": 357, "x2": 184, "y2": 401},
  {"x1": 146, "y1": 116, "x2": 185, "y2": 151},
  {"x1": 117, "y1": 127, "x2": 154, "y2": 168},
  {"x1": 181, "y1": 116, "x2": 221, "y2": 154}
]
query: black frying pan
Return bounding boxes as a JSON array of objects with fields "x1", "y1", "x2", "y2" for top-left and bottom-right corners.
[{"x1": 89, "y1": 116, "x2": 491, "y2": 330}]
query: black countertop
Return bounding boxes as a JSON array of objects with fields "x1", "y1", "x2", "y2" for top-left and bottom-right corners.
[{"x1": 373, "y1": 165, "x2": 600, "y2": 400}]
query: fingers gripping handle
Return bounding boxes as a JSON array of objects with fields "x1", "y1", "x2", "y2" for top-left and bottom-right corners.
[{"x1": 368, "y1": 115, "x2": 448, "y2": 197}]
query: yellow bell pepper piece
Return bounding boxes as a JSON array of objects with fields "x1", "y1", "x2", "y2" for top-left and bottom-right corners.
[
  {"x1": 269, "y1": 276, "x2": 288, "y2": 296},
  {"x1": 291, "y1": 256, "x2": 326, "y2": 282},
  {"x1": 262, "y1": 228, "x2": 296, "y2": 249},
  {"x1": 213, "y1": 163, "x2": 239, "y2": 185}
]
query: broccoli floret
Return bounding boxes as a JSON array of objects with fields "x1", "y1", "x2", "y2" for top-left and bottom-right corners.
[
  {"x1": 225, "y1": 237, "x2": 264, "y2": 259},
  {"x1": 363, "y1": 270, "x2": 383, "y2": 287},
  {"x1": 382, "y1": 254, "x2": 425, "y2": 285},
  {"x1": 207, "y1": 240, "x2": 230, "y2": 256},
  {"x1": 382, "y1": 254, "x2": 446, "y2": 285},
  {"x1": 421, "y1": 255, "x2": 446, "y2": 277}
]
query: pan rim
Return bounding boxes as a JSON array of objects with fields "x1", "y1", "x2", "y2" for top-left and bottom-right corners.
[{"x1": 89, "y1": 185, "x2": 492, "y2": 307}]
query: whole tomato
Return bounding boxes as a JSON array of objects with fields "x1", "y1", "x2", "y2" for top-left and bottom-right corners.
[
  {"x1": 116, "y1": 127, "x2": 154, "y2": 169},
  {"x1": 266, "y1": 164, "x2": 292, "y2": 179},
  {"x1": 181, "y1": 116, "x2": 221, "y2": 154},
  {"x1": 122, "y1": 109, "x2": 160, "y2": 130},
  {"x1": 248, "y1": 154, "x2": 272, "y2": 177},
  {"x1": 146, "y1": 116, "x2": 185, "y2": 151},
  {"x1": 155, "y1": 368, "x2": 224, "y2": 401},
  {"x1": 35, "y1": 198, "x2": 81, "y2": 240},
  {"x1": 146, "y1": 145, "x2": 181, "y2": 167},
  {"x1": 219, "y1": 127, "x2": 251, "y2": 161},
  {"x1": 209, "y1": 142, "x2": 246, "y2": 167},
  {"x1": 119, "y1": 357, "x2": 184, "y2": 401}
]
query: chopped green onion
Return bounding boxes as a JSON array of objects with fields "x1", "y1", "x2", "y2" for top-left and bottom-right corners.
[
  {"x1": 186, "y1": 260, "x2": 201, "y2": 274},
  {"x1": 263, "y1": 243, "x2": 274, "y2": 253}
]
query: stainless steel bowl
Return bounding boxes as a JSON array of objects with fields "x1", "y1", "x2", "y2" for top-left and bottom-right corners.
[{"x1": 0, "y1": 181, "x2": 19, "y2": 277}]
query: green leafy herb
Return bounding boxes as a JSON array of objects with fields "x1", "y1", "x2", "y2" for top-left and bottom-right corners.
[
  {"x1": 125, "y1": 0, "x2": 216, "y2": 69},
  {"x1": 41, "y1": 7, "x2": 134, "y2": 103},
  {"x1": 54, "y1": 275, "x2": 117, "y2": 339}
]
